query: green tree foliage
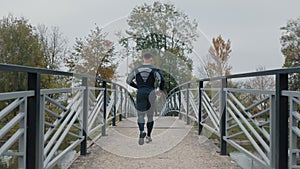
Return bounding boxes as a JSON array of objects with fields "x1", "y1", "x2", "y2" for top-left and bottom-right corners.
[
  {"x1": 280, "y1": 17, "x2": 300, "y2": 90},
  {"x1": 0, "y1": 15, "x2": 45, "y2": 92},
  {"x1": 119, "y1": 1, "x2": 199, "y2": 94},
  {"x1": 67, "y1": 25, "x2": 117, "y2": 82},
  {"x1": 0, "y1": 15, "x2": 45, "y2": 124}
]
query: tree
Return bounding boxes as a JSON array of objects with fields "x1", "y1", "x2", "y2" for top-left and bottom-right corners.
[
  {"x1": 0, "y1": 15, "x2": 44, "y2": 67},
  {"x1": 245, "y1": 66, "x2": 275, "y2": 91},
  {"x1": 242, "y1": 66, "x2": 275, "y2": 119},
  {"x1": 36, "y1": 25, "x2": 69, "y2": 89},
  {"x1": 36, "y1": 25, "x2": 67, "y2": 88},
  {"x1": 0, "y1": 15, "x2": 45, "y2": 92},
  {"x1": 37, "y1": 24, "x2": 68, "y2": 70},
  {"x1": 67, "y1": 25, "x2": 117, "y2": 82},
  {"x1": 204, "y1": 35, "x2": 232, "y2": 78},
  {"x1": 280, "y1": 17, "x2": 300, "y2": 90},
  {"x1": 119, "y1": 1, "x2": 199, "y2": 94}
]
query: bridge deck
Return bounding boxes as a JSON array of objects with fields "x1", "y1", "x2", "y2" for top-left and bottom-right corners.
[{"x1": 69, "y1": 117, "x2": 241, "y2": 169}]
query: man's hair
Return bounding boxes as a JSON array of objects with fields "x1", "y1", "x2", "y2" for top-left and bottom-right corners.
[{"x1": 142, "y1": 51, "x2": 153, "y2": 60}]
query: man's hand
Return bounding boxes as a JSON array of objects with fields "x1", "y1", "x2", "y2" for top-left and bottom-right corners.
[{"x1": 156, "y1": 90, "x2": 162, "y2": 97}]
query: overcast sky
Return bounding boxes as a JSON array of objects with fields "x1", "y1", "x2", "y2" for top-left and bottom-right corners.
[{"x1": 1, "y1": 0, "x2": 299, "y2": 74}]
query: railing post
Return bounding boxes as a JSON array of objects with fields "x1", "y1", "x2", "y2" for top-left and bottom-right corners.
[
  {"x1": 167, "y1": 96, "x2": 170, "y2": 114},
  {"x1": 124, "y1": 90, "x2": 128, "y2": 118},
  {"x1": 289, "y1": 93, "x2": 298, "y2": 168},
  {"x1": 186, "y1": 83, "x2": 190, "y2": 125},
  {"x1": 198, "y1": 81, "x2": 203, "y2": 135},
  {"x1": 173, "y1": 93, "x2": 177, "y2": 115},
  {"x1": 80, "y1": 76, "x2": 88, "y2": 155},
  {"x1": 273, "y1": 73, "x2": 288, "y2": 169},
  {"x1": 112, "y1": 84, "x2": 116, "y2": 126},
  {"x1": 26, "y1": 72, "x2": 43, "y2": 169},
  {"x1": 220, "y1": 78, "x2": 227, "y2": 155},
  {"x1": 19, "y1": 97, "x2": 26, "y2": 169},
  {"x1": 102, "y1": 81, "x2": 107, "y2": 136},
  {"x1": 270, "y1": 94, "x2": 276, "y2": 169},
  {"x1": 179, "y1": 87, "x2": 182, "y2": 120},
  {"x1": 120, "y1": 87, "x2": 123, "y2": 121},
  {"x1": 168, "y1": 96, "x2": 172, "y2": 114}
]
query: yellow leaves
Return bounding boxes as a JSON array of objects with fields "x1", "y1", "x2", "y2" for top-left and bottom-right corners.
[{"x1": 206, "y1": 35, "x2": 232, "y2": 77}]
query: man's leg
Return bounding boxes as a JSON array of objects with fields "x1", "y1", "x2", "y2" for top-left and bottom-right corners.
[
  {"x1": 137, "y1": 111, "x2": 146, "y2": 145},
  {"x1": 137, "y1": 93, "x2": 147, "y2": 145},
  {"x1": 146, "y1": 100, "x2": 154, "y2": 137},
  {"x1": 145, "y1": 110, "x2": 154, "y2": 143},
  {"x1": 146, "y1": 91, "x2": 156, "y2": 142},
  {"x1": 137, "y1": 111, "x2": 145, "y2": 132}
]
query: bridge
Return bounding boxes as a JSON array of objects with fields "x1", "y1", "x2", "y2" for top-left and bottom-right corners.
[{"x1": 0, "y1": 63, "x2": 300, "y2": 169}]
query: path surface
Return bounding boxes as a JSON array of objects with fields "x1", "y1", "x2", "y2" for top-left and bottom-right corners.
[{"x1": 69, "y1": 117, "x2": 241, "y2": 169}]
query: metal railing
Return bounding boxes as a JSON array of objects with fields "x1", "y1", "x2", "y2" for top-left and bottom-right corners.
[
  {"x1": 285, "y1": 90, "x2": 300, "y2": 169},
  {"x1": 1, "y1": 63, "x2": 300, "y2": 169},
  {"x1": 162, "y1": 67, "x2": 300, "y2": 169},
  {"x1": 0, "y1": 63, "x2": 136, "y2": 169}
]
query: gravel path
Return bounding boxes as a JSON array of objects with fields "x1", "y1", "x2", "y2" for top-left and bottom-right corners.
[{"x1": 69, "y1": 117, "x2": 241, "y2": 169}]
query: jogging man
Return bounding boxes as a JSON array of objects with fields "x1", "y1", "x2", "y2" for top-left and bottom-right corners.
[{"x1": 126, "y1": 51, "x2": 164, "y2": 145}]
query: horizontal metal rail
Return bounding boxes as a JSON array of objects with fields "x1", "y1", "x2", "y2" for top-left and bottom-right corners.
[
  {"x1": 163, "y1": 66, "x2": 300, "y2": 169},
  {"x1": 0, "y1": 63, "x2": 136, "y2": 169},
  {"x1": 1, "y1": 63, "x2": 300, "y2": 169}
]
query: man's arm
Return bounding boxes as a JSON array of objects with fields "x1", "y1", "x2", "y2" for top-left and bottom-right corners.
[
  {"x1": 126, "y1": 69, "x2": 138, "y2": 88},
  {"x1": 159, "y1": 70, "x2": 165, "y2": 91},
  {"x1": 155, "y1": 70, "x2": 164, "y2": 91}
]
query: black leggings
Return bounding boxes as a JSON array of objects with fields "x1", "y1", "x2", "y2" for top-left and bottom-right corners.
[
  {"x1": 136, "y1": 90, "x2": 156, "y2": 137},
  {"x1": 137, "y1": 112, "x2": 154, "y2": 137}
]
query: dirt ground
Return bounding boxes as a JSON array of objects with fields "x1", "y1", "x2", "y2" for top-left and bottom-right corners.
[{"x1": 68, "y1": 117, "x2": 241, "y2": 169}]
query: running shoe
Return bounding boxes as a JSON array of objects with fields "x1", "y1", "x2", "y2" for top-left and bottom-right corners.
[
  {"x1": 139, "y1": 131, "x2": 146, "y2": 145},
  {"x1": 146, "y1": 136, "x2": 152, "y2": 143}
]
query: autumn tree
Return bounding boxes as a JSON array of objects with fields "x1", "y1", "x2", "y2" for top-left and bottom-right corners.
[
  {"x1": 67, "y1": 25, "x2": 117, "y2": 82},
  {"x1": 204, "y1": 35, "x2": 232, "y2": 78},
  {"x1": 280, "y1": 17, "x2": 300, "y2": 90},
  {"x1": 119, "y1": 1, "x2": 199, "y2": 94}
]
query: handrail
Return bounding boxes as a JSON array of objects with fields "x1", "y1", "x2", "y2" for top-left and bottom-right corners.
[
  {"x1": 0, "y1": 63, "x2": 131, "y2": 93},
  {"x1": 0, "y1": 63, "x2": 74, "y2": 76},
  {"x1": 0, "y1": 63, "x2": 136, "y2": 169},
  {"x1": 1, "y1": 63, "x2": 300, "y2": 169},
  {"x1": 168, "y1": 66, "x2": 300, "y2": 95},
  {"x1": 162, "y1": 66, "x2": 300, "y2": 169}
]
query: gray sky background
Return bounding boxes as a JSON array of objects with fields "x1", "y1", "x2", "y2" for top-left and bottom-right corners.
[{"x1": 0, "y1": 0, "x2": 299, "y2": 74}]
